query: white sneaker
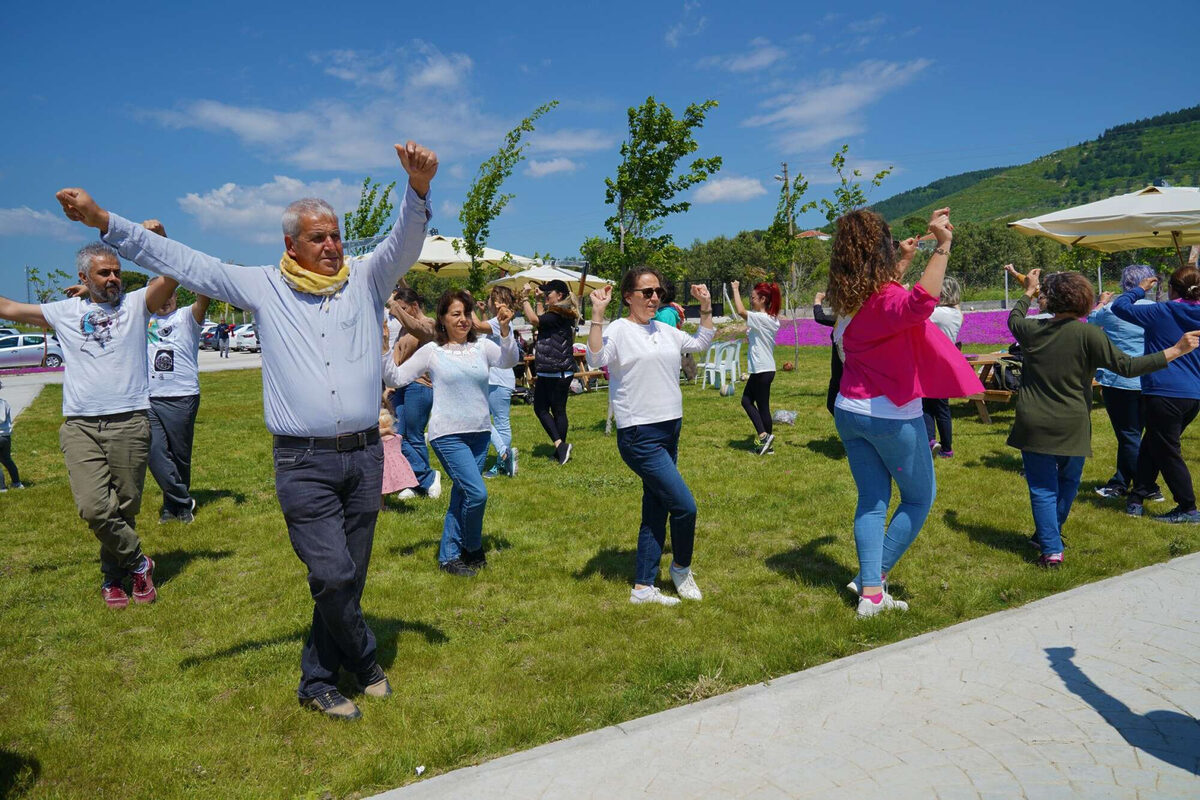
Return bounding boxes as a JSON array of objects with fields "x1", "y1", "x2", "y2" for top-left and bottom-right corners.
[
  {"x1": 856, "y1": 592, "x2": 909, "y2": 619},
  {"x1": 670, "y1": 565, "x2": 702, "y2": 600},
  {"x1": 397, "y1": 488, "x2": 417, "y2": 499},
  {"x1": 630, "y1": 586, "x2": 681, "y2": 606},
  {"x1": 509, "y1": 447, "x2": 519, "y2": 477},
  {"x1": 427, "y1": 471, "x2": 442, "y2": 499}
]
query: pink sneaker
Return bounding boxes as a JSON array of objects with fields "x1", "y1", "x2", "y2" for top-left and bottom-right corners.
[
  {"x1": 102, "y1": 583, "x2": 129, "y2": 609},
  {"x1": 131, "y1": 557, "x2": 157, "y2": 604}
]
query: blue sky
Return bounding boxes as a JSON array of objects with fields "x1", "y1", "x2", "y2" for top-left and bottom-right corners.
[{"x1": 2, "y1": 0, "x2": 1198, "y2": 301}]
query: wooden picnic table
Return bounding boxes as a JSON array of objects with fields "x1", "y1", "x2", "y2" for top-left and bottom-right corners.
[
  {"x1": 963, "y1": 352, "x2": 1015, "y2": 423},
  {"x1": 521, "y1": 354, "x2": 606, "y2": 392}
]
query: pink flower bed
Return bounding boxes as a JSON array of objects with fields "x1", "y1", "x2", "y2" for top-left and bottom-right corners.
[{"x1": 775, "y1": 309, "x2": 1024, "y2": 347}]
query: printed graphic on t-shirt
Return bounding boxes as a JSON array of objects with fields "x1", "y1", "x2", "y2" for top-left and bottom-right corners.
[
  {"x1": 78, "y1": 306, "x2": 124, "y2": 357},
  {"x1": 153, "y1": 348, "x2": 176, "y2": 375}
]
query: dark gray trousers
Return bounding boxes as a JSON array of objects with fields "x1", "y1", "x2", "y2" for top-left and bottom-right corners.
[{"x1": 148, "y1": 394, "x2": 199, "y2": 515}]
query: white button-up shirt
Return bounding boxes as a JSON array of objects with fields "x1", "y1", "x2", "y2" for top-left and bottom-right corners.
[{"x1": 103, "y1": 187, "x2": 430, "y2": 437}]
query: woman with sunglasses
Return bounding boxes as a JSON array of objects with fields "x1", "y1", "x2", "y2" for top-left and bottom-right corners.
[
  {"x1": 522, "y1": 279, "x2": 579, "y2": 465},
  {"x1": 586, "y1": 270, "x2": 715, "y2": 606},
  {"x1": 730, "y1": 280, "x2": 782, "y2": 455},
  {"x1": 829, "y1": 208, "x2": 983, "y2": 618}
]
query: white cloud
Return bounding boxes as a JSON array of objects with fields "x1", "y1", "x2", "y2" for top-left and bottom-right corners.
[
  {"x1": 526, "y1": 158, "x2": 579, "y2": 178},
  {"x1": 847, "y1": 13, "x2": 888, "y2": 34},
  {"x1": 531, "y1": 128, "x2": 615, "y2": 154},
  {"x1": 693, "y1": 176, "x2": 767, "y2": 204},
  {"x1": 145, "y1": 44, "x2": 505, "y2": 172},
  {"x1": 665, "y1": 1, "x2": 707, "y2": 47},
  {"x1": 438, "y1": 199, "x2": 460, "y2": 219},
  {"x1": 176, "y1": 176, "x2": 366, "y2": 245},
  {"x1": 0, "y1": 207, "x2": 86, "y2": 241},
  {"x1": 743, "y1": 59, "x2": 931, "y2": 152},
  {"x1": 703, "y1": 38, "x2": 786, "y2": 73}
]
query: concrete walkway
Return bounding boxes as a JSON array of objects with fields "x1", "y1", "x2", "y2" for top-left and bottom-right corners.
[
  {"x1": 0, "y1": 349, "x2": 262, "y2": 419},
  {"x1": 373, "y1": 554, "x2": 1200, "y2": 799}
]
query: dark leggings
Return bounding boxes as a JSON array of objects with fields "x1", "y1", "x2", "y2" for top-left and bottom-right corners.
[
  {"x1": 0, "y1": 435, "x2": 19, "y2": 487},
  {"x1": 1131, "y1": 395, "x2": 1199, "y2": 511},
  {"x1": 922, "y1": 398, "x2": 952, "y2": 450},
  {"x1": 741, "y1": 372, "x2": 775, "y2": 436},
  {"x1": 534, "y1": 376, "x2": 572, "y2": 443}
]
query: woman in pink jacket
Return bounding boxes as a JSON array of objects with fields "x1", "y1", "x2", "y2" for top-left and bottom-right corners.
[{"x1": 828, "y1": 208, "x2": 983, "y2": 618}]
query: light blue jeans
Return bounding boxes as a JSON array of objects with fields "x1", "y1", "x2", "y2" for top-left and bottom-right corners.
[
  {"x1": 1021, "y1": 451, "x2": 1084, "y2": 556},
  {"x1": 488, "y1": 384, "x2": 513, "y2": 458},
  {"x1": 430, "y1": 431, "x2": 490, "y2": 564},
  {"x1": 834, "y1": 407, "x2": 936, "y2": 588}
]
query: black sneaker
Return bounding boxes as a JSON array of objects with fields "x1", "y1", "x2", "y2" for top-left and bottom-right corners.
[
  {"x1": 1152, "y1": 506, "x2": 1200, "y2": 524},
  {"x1": 462, "y1": 548, "x2": 488, "y2": 570},
  {"x1": 158, "y1": 509, "x2": 176, "y2": 524},
  {"x1": 439, "y1": 558, "x2": 478, "y2": 577},
  {"x1": 177, "y1": 498, "x2": 196, "y2": 524},
  {"x1": 557, "y1": 442, "x2": 573, "y2": 465},
  {"x1": 1146, "y1": 490, "x2": 1167, "y2": 503},
  {"x1": 300, "y1": 689, "x2": 361, "y2": 720},
  {"x1": 1094, "y1": 485, "x2": 1125, "y2": 499}
]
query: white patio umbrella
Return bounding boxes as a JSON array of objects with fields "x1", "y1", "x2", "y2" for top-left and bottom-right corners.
[
  {"x1": 346, "y1": 234, "x2": 538, "y2": 277},
  {"x1": 487, "y1": 265, "x2": 612, "y2": 293},
  {"x1": 1008, "y1": 185, "x2": 1200, "y2": 266}
]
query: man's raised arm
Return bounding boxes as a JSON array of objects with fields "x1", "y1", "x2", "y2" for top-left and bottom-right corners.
[
  {"x1": 56, "y1": 188, "x2": 267, "y2": 311},
  {"x1": 365, "y1": 142, "x2": 437, "y2": 300},
  {"x1": 0, "y1": 296, "x2": 48, "y2": 329}
]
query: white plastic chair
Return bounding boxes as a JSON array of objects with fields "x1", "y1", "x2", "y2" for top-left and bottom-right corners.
[{"x1": 698, "y1": 342, "x2": 723, "y2": 388}]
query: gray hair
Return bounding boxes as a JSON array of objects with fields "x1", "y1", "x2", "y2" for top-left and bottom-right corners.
[
  {"x1": 75, "y1": 242, "x2": 119, "y2": 274},
  {"x1": 938, "y1": 275, "x2": 962, "y2": 306},
  {"x1": 1121, "y1": 264, "x2": 1156, "y2": 292},
  {"x1": 281, "y1": 198, "x2": 338, "y2": 238}
]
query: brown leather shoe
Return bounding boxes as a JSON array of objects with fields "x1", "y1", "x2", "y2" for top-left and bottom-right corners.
[
  {"x1": 358, "y1": 664, "x2": 393, "y2": 698},
  {"x1": 300, "y1": 690, "x2": 361, "y2": 721}
]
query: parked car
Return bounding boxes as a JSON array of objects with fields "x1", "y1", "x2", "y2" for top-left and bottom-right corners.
[
  {"x1": 0, "y1": 333, "x2": 65, "y2": 368},
  {"x1": 232, "y1": 324, "x2": 260, "y2": 352},
  {"x1": 199, "y1": 323, "x2": 218, "y2": 350},
  {"x1": 0, "y1": 327, "x2": 19, "y2": 338}
]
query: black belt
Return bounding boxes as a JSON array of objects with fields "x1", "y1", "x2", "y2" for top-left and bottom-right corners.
[{"x1": 273, "y1": 428, "x2": 380, "y2": 452}]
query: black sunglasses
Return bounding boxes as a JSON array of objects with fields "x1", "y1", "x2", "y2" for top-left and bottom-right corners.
[{"x1": 633, "y1": 287, "x2": 667, "y2": 300}]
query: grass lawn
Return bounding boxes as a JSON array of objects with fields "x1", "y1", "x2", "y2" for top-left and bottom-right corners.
[{"x1": 2, "y1": 346, "x2": 1198, "y2": 799}]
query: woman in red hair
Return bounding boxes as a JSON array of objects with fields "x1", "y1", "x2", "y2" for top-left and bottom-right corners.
[{"x1": 731, "y1": 280, "x2": 782, "y2": 455}]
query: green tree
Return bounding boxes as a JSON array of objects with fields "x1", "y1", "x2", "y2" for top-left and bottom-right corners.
[
  {"x1": 598, "y1": 96, "x2": 722, "y2": 309},
  {"x1": 457, "y1": 100, "x2": 559, "y2": 294},
  {"x1": 26, "y1": 267, "x2": 74, "y2": 304},
  {"x1": 343, "y1": 177, "x2": 397, "y2": 253},
  {"x1": 819, "y1": 144, "x2": 893, "y2": 224}
]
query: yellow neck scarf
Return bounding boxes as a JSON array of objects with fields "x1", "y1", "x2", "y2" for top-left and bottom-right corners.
[{"x1": 278, "y1": 253, "x2": 349, "y2": 297}]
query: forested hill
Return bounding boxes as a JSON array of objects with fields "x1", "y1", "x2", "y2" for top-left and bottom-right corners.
[{"x1": 872, "y1": 104, "x2": 1200, "y2": 226}]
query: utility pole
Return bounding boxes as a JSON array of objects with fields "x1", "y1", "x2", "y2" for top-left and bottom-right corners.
[
  {"x1": 25, "y1": 266, "x2": 32, "y2": 303},
  {"x1": 775, "y1": 162, "x2": 798, "y2": 313}
]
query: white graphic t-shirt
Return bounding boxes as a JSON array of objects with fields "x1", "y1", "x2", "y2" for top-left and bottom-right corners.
[
  {"x1": 147, "y1": 305, "x2": 202, "y2": 398},
  {"x1": 41, "y1": 288, "x2": 151, "y2": 417}
]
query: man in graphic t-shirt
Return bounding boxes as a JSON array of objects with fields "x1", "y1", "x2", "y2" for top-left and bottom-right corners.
[
  {"x1": 143, "y1": 223, "x2": 211, "y2": 523},
  {"x1": 0, "y1": 240, "x2": 178, "y2": 608}
]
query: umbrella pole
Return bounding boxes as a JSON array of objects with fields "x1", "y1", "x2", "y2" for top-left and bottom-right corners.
[{"x1": 1173, "y1": 232, "x2": 1186, "y2": 269}]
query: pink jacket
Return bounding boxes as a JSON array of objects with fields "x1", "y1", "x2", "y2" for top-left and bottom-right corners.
[{"x1": 839, "y1": 282, "x2": 984, "y2": 405}]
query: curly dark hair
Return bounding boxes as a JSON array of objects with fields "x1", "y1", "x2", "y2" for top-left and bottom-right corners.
[
  {"x1": 1168, "y1": 265, "x2": 1200, "y2": 301},
  {"x1": 826, "y1": 209, "x2": 897, "y2": 316},
  {"x1": 1042, "y1": 272, "x2": 1094, "y2": 318},
  {"x1": 434, "y1": 289, "x2": 478, "y2": 345}
]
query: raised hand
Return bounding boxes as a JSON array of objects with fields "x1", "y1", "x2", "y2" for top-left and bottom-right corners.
[
  {"x1": 897, "y1": 237, "x2": 919, "y2": 262},
  {"x1": 590, "y1": 285, "x2": 612, "y2": 319},
  {"x1": 1179, "y1": 330, "x2": 1200, "y2": 355},
  {"x1": 395, "y1": 141, "x2": 438, "y2": 198},
  {"x1": 495, "y1": 303, "x2": 514, "y2": 325},
  {"x1": 814, "y1": 291, "x2": 826, "y2": 305},
  {"x1": 927, "y1": 207, "x2": 953, "y2": 245},
  {"x1": 730, "y1": 280, "x2": 740, "y2": 292},
  {"x1": 56, "y1": 188, "x2": 110, "y2": 232},
  {"x1": 1024, "y1": 268, "x2": 1042, "y2": 296},
  {"x1": 142, "y1": 219, "x2": 167, "y2": 237},
  {"x1": 1098, "y1": 291, "x2": 1114, "y2": 306},
  {"x1": 1139, "y1": 275, "x2": 1159, "y2": 292},
  {"x1": 690, "y1": 283, "x2": 712, "y2": 309}
]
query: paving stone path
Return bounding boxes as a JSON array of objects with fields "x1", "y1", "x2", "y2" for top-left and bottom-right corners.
[{"x1": 373, "y1": 554, "x2": 1200, "y2": 799}]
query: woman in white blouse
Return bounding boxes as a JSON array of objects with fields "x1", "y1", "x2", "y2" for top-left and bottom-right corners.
[
  {"x1": 586, "y1": 269, "x2": 715, "y2": 606},
  {"x1": 383, "y1": 290, "x2": 519, "y2": 577},
  {"x1": 730, "y1": 279, "x2": 782, "y2": 455}
]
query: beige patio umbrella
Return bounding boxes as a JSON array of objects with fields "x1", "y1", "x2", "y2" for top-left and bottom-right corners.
[
  {"x1": 346, "y1": 234, "x2": 537, "y2": 277},
  {"x1": 1008, "y1": 185, "x2": 1200, "y2": 266},
  {"x1": 487, "y1": 265, "x2": 612, "y2": 293}
]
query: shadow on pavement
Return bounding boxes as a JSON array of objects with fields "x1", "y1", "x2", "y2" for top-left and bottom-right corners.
[{"x1": 1046, "y1": 646, "x2": 1200, "y2": 775}]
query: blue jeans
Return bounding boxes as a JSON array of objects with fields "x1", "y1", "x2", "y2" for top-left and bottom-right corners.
[
  {"x1": 394, "y1": 383, "x2": 435, "y2": 491},
  {"x1": 274, "y1": 440, "x2": 383, "y2": 699},
  {"x1": 834, "y1": 408, "x2": 936, "y2": 588},
  {"x1": 616, "y1": 418, "x2": 696, "y2": 586},
  {"x1": 1021, "y1": 451, "x2": 1084, "y2": 556},
  {"x1": 488, "y1": 384, "x2": 513, "y2": 457},
  {"x1": 430, "y1": 432, "x2": 490, "y2": 564}
]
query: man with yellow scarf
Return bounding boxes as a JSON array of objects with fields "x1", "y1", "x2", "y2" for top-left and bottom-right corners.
[{"x1": 57, "y1": 141, "x2": 438, "y2": 722}]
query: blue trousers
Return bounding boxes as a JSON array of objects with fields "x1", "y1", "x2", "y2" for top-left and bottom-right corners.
[
  {"x1": 430, "y1": 432, "x2": 490, "y2": 564},
  {"x1": 148, "y1": 394, "x2": 199, "y2": 515},
  {"x1": 616, "y1": 418, "x2": 696, "y2": 586},
  {"x1": 834, "y1": 408, "x2": 935, "y2": 588},
  {"x1": 488, "y1": 384, "x2": 513, "y2": 458},
  {"x1": 394, "y1": 383, "x2": 435, "y2": 491},
  {"x1": 1022, "y1": 450, "x2": 1084, "y2": 556},
  {"x1": 274, "y1": 441, "x2": 382, "y2": 699}
]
